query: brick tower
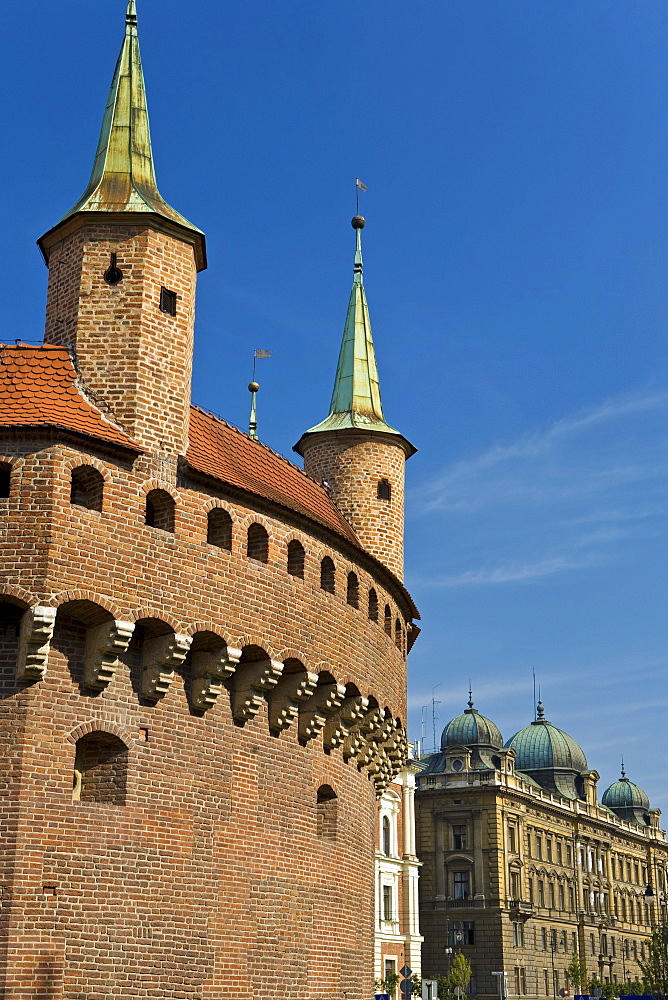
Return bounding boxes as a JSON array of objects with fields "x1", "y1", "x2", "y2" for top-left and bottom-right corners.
[
  {"x1": 294, "y1": 217, "x2": 416, "y2": 581},
  {"x1": 38, "y1": 0, "x2": 206, "y2": 458}
]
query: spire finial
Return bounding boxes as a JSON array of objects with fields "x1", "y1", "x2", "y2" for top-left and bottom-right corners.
[
  {"x1": 536, "y1": 699, "x2": 545, "y2": 721},
  {"x1": 621, "y1": 757, "x2": 626, "y2": 779},
  {"x1": 468, "y1": 682, "x2": 474, "y2": 710},
  {"x1": 248, "y1": 382, "x2": 259, "y2": 439},
  {"x1": 126, "y1": 1, "x2": 137, "y2": 29},
  {"x1": 351, "y1": 216, "x2": 365, "y2": 285}
]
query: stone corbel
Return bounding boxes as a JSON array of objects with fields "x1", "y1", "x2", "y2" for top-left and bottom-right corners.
[
  {"x1": 341, "y1": 707, "x2": 384, "y2": 762},
  {"x1": 268, "y1": 669, "x2": 319, "y2": 734},
  {"x1": 84, "y1": 619, "x2": 135, "y2": 690},
  {"x1": 297, "y1": 681, "x2": 346, "y2": 743},
  {"x1": 230, "y1": 657, "x2": 284, "y2": 723},
  {"x1": 141, "y1": 632, "x2": 192, "y2": 701},
  {"x1": 323, "y1": 695, "x2": 370, "y2": 752},
  {"x1": 190, "y1": 645, "x2": 242, "y2": 712},
  {"x1": 17, "y1": 605, "x2": 57, "y2": 680}
]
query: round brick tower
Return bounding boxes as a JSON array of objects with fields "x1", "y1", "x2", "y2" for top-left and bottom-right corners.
[{"x1": 294, "y1": 216, "x2": 416, "y2": 581}]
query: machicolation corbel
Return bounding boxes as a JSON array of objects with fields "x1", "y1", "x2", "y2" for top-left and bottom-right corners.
[
  {"x1": 84, "y1": 620, "x2": 135, "y2": 690},
  {"x1": 17, "y1": 605, "x2": 57, "y2": 681},
  {"x1": 230, "y1": 657, "x2": 283, "y2": 723},
  {"x1": 190, "y1": 645, "x2": 242, "y2": 712},
  {"x1": 297, "y1": 681, "x2": 346, "y2": 743},
  {"x1": 141, "y1": 633, "x2": 192, "y2": 701},
  {"x1": 268, "y1": 669, "x2": 319, "y2": 734},
  {"x1": 323, "y1": 694, "x2": 370, "y2": 752}
]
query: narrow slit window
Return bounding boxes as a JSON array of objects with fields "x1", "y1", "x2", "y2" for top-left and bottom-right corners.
[
  {"x1": 384, "y1": 605, "x2": 392, "y2": 636},
  {"x1": 346, "y1": 572, "x2": 359, "y2": 608},
  {"x1": 0, "y1": 463, "x2": 10, "y2": 499},
  {"x1": 368, "y1": 588, "x2": 378, "y2": 622},
  {"x1": 377, "y1": 478, "x2": 391, "y2": 501},
  {"x1": 159, "y1": 287, "x2": 177, "y2": 316},
  {"x1": 287, "y1": 539, "x2": 305, "y2": 579},
  {"x1": 320, "y1": 557, "x2": 335, "y2": 594}
]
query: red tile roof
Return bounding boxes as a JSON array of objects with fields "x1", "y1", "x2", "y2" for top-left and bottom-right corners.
[
  {"x1": 186, "y1": 406, "x2": 360, "y2": 545},
  {"x1": 0, "y1": 344, "x2": 141, "y2": 450}
]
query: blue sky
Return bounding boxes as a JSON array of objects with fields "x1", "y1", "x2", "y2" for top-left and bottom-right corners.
[{"x1": 2, "y1": 1, "x2": 667, "y2": 807}]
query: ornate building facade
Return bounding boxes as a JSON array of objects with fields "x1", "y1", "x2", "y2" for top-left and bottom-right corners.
[
  {"x1": 0, "y1": 5, "x2": 418, "y2": 998},
  {"x1": 416, "y1": 698, "x2": 668, "y2": 1000}
]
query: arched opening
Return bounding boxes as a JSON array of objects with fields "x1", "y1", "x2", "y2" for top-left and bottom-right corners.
[
  {"x1": 394, "y1": 618, "x2": 403, "y2": 650},
  {"x1": 382, "y1": 815, "x2": 391, "y2": 856},
  {"x1": 320, "y1": 556, "x2": 335, "y2": 594},
  {"x1": 346, "y1": 572, "x2": 359, "y2": 608},
  {"x1": 51, "y1": 600, "x2": 115, "y2": 690},
  {"x1": 73, "y1": 731, "x2": 128, "y2": 804},
  {"x1": 384, "y1": 605, "x2": 392, "y2": 636},
  {"x1": 70, "y1": 466, "x2": 104, "y2": 511},
  {"x1": 207, "y1": 508, "x2": 232, "y2": 550},
  {"x1": 287, "y1": 539, "x2": 305, "y2": 579},
  {"x1": 247, "y1": 522, "x2": 269, "y2": 562},
  {"x1": 0, "y1": 463, "x2": 11, "y2": 499},
  {"x1": 145, "y1": 489, "x2": 175, "y2": 532},
  {"x1": 368, "y1": 588, "x2": 379, "y2": 622},
  {"x1": 0, "y1": 600, "x2": 24, "y2": 674},
  {"x1": 316, "y1": 784, "x2": 338, "y2": 839},
  {"x1": 377, "y1": 478, "x2": 392, "y2": 501}
]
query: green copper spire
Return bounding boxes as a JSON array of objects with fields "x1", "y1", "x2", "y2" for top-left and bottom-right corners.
[
  {"x1": 295, "y1": 217, "x2": 415, "y2": 455},
  {"x1": 40, "y1": 1, "x2": 205, "y2": 268}
]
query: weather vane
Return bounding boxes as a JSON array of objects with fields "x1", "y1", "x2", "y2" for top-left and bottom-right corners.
[{"x1": 248, "y1": 349, "x2": 271, "y2": 440}]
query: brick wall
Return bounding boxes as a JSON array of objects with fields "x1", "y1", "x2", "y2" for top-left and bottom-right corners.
[{"x1": 300, "y1": 432, "x2": 407, "y2": 581}]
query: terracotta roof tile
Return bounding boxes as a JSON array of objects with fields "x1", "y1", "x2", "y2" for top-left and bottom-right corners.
[
  {"x1": 186, "y1": 406, "x2": 360, "y2": 545},
  {"x1": 0, "y1": 344, "x2": 141, "y2": 450}
]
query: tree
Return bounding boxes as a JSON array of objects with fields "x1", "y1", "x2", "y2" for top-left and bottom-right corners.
[
  {"x1": 639, "y1": 921, "x2": 668, "y2": 997},
  {"x1": 450, "y1": 953, "x2": 473, "y2": 996},
  {"x1": 621, "y1": 981, "x2": 645, "y2": 996},
  {"x1": 567, "y1": 952, "x2": 586, "y2": 992}
]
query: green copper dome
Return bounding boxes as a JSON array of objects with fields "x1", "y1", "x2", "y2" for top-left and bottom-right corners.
[
  {"x1": 505, "y1": 701, "x2": 587, "y2": 800},
  {"x1": 602, "y1": 765, "x2": 650, "y2": 825},
  {"x1": 441, "y1": 696, "x2": 503, "y2": 750}
]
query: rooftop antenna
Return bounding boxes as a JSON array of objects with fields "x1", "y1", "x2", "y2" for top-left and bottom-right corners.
[
  {"x1": 248, "y1": 349, "x2": 271, "y2": 440},
  {"x1": 421, "y1": 705, "x2": 428, "y2": 745},
  {"x1": 431, "y1": 683, "x2": 442, "y2": 752}
]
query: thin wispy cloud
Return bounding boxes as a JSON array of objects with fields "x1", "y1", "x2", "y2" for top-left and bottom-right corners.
[{"x1": 409, "y1": 387, "x2": 668, "y2": 587}]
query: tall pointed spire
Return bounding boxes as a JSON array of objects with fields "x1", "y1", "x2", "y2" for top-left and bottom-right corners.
[
  {"x1": 39, "y1": 1, "x2": 205, "y2": 269},
  {"x1": 295, "y1": 217, "x2": 414, "y2": 453}
]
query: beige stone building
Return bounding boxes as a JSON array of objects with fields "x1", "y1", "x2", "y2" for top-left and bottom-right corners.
[{"x1": 415, "y1": 697, "x2": 668, "y2": 1000}]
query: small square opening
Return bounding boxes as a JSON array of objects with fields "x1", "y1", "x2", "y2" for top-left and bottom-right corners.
[{"x1": 159, "y1": 287, "x2": 177, "y2": 316}]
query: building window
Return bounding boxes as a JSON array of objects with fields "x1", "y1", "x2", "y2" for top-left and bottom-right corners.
[
  {"x1": 549, "y1": 883, "x2": 555, "y2": 909},
  {"x1": 73, "y1": 732, "x2": 128, "y2": 805},
  {"x1": 514, "y1": 967, "x2": 526, "y2": 995},
  {"x1": 316, "y1": 785, "x2": 337, "y2": 839},
  {"x1": 70, "y1": 465, "x2": 104, "y2": 511},
  {"x1": 287, "y1": 539, "x2": 305, "y2": 578},
  {"x1": 453, "y1": 824, "x2": 467, "y2": 850},
  {"x1": 557, "y1": 842, "x2": 563, "y2": 866},
  {"x1": 0, "y1": 463, "x2": 11, "y2": 498},
  {"x1": 449, "y1": 921, "x2": 475, "y2": 946},
  {"x1": 569, "y1": 887, "x2": 575, "y2": 912},
  {"x1": 207, "y1": 508, "x2": 232, "y2": 550},
  {"x1": 247, "y1": 523, "x2": 269, "y2": 562},
  {"x1": 560, "y1": 931, "x2": 567, "y2": 952},
  {"x1": 536, "y1": 835, "x2": 543, "y2": 860},
  {"x1": 551, "y1": 929, "x2": 557, "y2": 952},
  {"x1": 368, "y1": 588, "x2": 379, "y2": 621},
  {"x1": 541, "y1": 928, "x2": 547, "y2": 951},
  {"x1": 528, "y1": 878, "x2": 534, "y2": 905},
  {"x1": 559, "y1": 885, "x2": 565, "y2": 910},
  {"x1": 382, "y1": 815, "x2": 391, "y2": 856},
  {"x1": 512, "y1": 922, "x2": 524, "y2": 947},
  {"x1": 547, "y1": 839, "x2": 553, "y2": 862},
  {"x1": 394, "y1": 618, "x2": 403, "y2": 650},
  {"x1": 384, "y1": 604, "x2": 392, "y2": 635},
  {"x1": 538, "y1": 881, "x2": 545, "y2": 907},
  {"x1": 377, "y1": 478, "x2": 391, "y2": 501},
  {"x1": 385, "y1": 959, "x2": 396, "y2": 982},
  {"x1": 543, "y1": 970, "x2": 549, "y2": 996},
  {"x1": 453, "y1": 871, "x2": 470, "y2": 899},
  {"x1": 566, "y1": 844, "x2": 572, "y2": 865},
  {"x1": 159, "y1": 286, "x2": 177, "y2": 315},
  {"x1": 572, "y1": 932, "x2": 577, "y2": 953},
  {"x1": 320, "y1": 556, "x2": 335, "y2": 593},
  {"x1": 382, "y1": 884, "x2": 393, "y2": 922},
  {"x1": 145, "y1": 489, "x2": 175, "y2": 532},
  {"x1": 510, "y1": 871, "x2": 521, "y2": 900},
  {"x1": 508, "y1": 824, "x2": 517, "y2": 853},
  {"x1": 590, "y1": 934, "x2": 596, "y2": 956},
  {"x1": 346, "y1": 572, "x2": 359, "y2": 608}
]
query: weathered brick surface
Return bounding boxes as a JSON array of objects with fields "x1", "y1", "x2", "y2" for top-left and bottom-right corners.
[{"x1": 0, "y1": 217, "x2": 413, "y2": 999}]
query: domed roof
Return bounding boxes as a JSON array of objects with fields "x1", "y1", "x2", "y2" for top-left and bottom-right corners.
[
  {"x1": 602, "y1": 765, "x2": 650, "y2": 812},
  {"x1": 441, "y1": 695, "x2": 503, "y2": 751},
  {"x1": 505, "y1": 702, "x2": 587, "y2": 774}
]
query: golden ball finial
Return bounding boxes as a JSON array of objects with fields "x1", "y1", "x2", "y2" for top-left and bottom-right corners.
[
  {"x1": 248, "y1": 381, "x2": 260, "y2": 392},
  {"x1": 351, "y1": 215, "x2": 366, "y2": 229}
]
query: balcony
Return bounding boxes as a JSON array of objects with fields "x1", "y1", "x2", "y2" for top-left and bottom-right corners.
[
  {"x1": 508, "y1": 898, "x2": 534, "y2": 917},
  {"x1": 442, "y1": 896, "x2": 486, "y2": 910}
]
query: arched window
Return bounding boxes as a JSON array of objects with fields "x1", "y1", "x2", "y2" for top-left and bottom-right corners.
[
  {"x1": 247, "y1": 522, "x2": 268, "y2": 562},
  {"x1": 346, "y1": 572, "x2": 359, "y2": 608},
  {"x1": 70, "y1": 466, "x2": 104, "y2": 511},
  {"x1": 384, "y1": 605, "x2": 392, "y2": 636},
  {"x1": 0, "y1": 463, "x2": 10, "y2": 499},
  {"x1": 207, "y1": 508, "x2": 232, "y2": 550},
  {"x1": 382, "y1": 815, "x2": 391, "y2": 856},
  {"x1": 316, "y1": 784, "x2": 337, "y2": 839},
  {"x1": 287, "y1": 539, "x2": 305, "y2": 579},
  {"x1": 394, "y1": 618, "x2": 403, "y2": 650},
  {"x1": 377, "y1": 478, "x2": 392, "y2": 501},
  {"x1": 368, "y1": 588, "x2": 379, "y2": 622},
  {"x1": 320, "y1": 556, "x2": 335, "y2": 593},
  {"x1": 73, "y1": 732, "x2": 128, "y2": 805},
  {"x1": 145, "y1": 489, "x2": 175, "y2": 532}
]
